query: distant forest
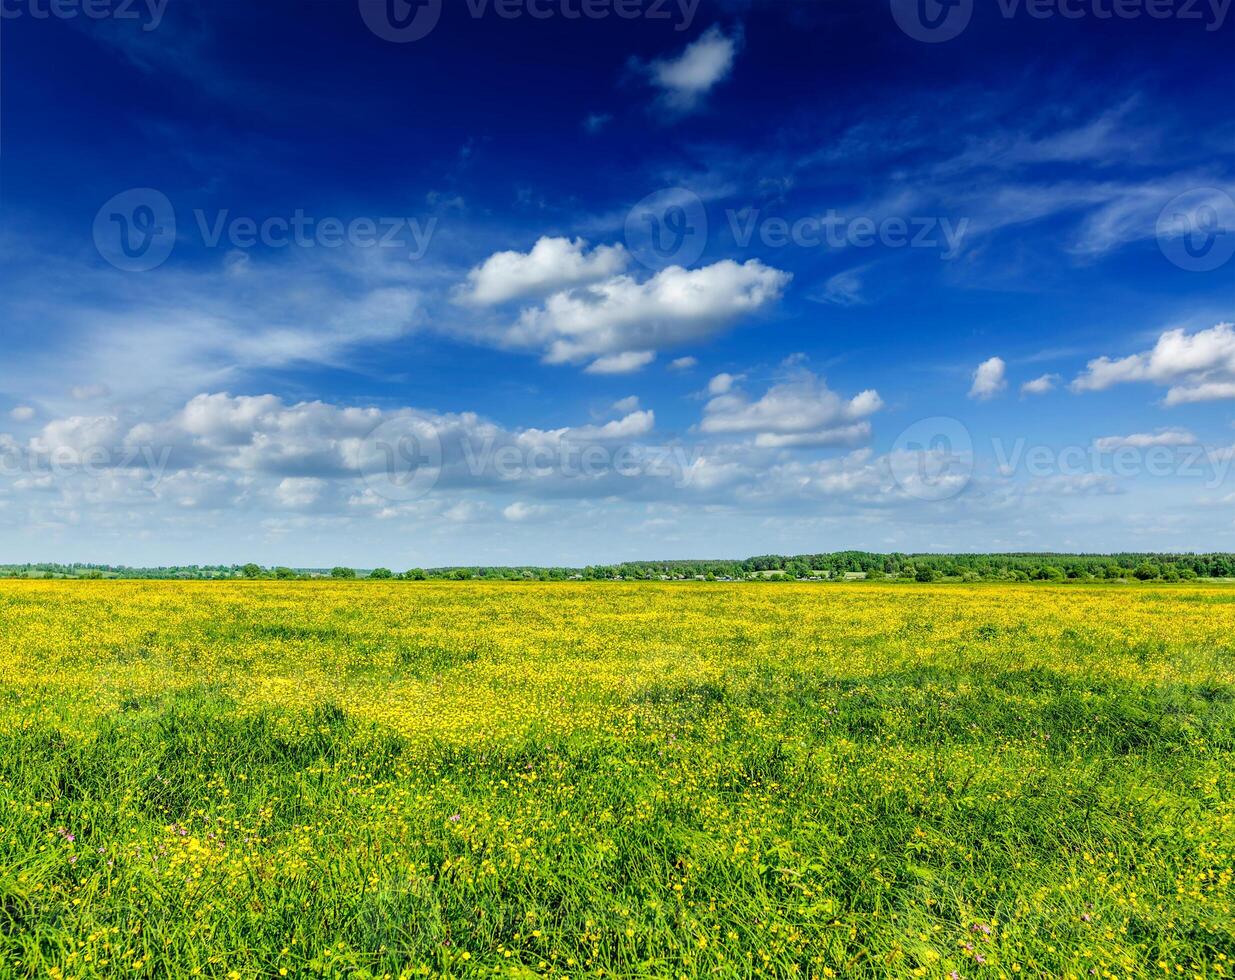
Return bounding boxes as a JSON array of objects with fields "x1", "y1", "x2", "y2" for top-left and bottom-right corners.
[{"x1": 3, "y1": 553, "x2": 1234, "y2": 582}]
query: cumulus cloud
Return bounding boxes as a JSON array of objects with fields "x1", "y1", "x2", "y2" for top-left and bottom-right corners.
[
  {"x1": 707, "y1": 372, "x2": 742, "y2": 395},
  {"x1": 14, "y1": 386, "x2": 1207, "y2": 555},
  {"x1": 1021, "y1": 373, "x2": 1058, "y2": 396},
  {"x1": 456, "y1": 236, "x2": 628, "y2": 306},
  {"x1": 503, "y1": 501, "x2": 552, "y2": 522},
  {"x1": 585, "y1": 351, "x2": 656, "y2": 375},
  {"x1": 969, "y1": 357, "x2": 1007, "y2": 400},
  {"x1": 669, "y1": 356, "x2": 698, "y2": 370},
  {"x1": 274, "y1": 477, "x2": 326, "y2": 509},
  {"x1": 525, "y1": 410, "x2": 656, "y2": 443},
  {"x1": 511, "y1": 259, "x2": 790, "y2": 367},
  {"x1": 8, "y1": 406, "x2": 35, "y2": 421},
  {"x1": 1072, "y1": 323, "x2": 1235, "y2": 404},
  {"x1": 700, "y1": 370, "x2": 882, "y2": 448},
  {"x1": 636, "y1": 25, "x2": 741, "y2": 116},
  {"x1": 443, "y1": 501, "x2": 489, "y2": 524},
  {"x1": 30, "y1": 415, "x2": 124, "y2": 459},
  {"x1": 610, "y1": 396, "x2": 641, "y2": 414},
  {"x1": 1092, "y1": 429, "x2": 1196, "y2": 452},
  {"x1": 36, "y1": 394, "x2": 667, "y2": 508}
]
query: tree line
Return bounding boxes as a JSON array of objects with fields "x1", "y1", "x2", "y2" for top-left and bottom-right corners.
[{"x1": 5, "y1": 553, "x2": 1234, "y2": 582}]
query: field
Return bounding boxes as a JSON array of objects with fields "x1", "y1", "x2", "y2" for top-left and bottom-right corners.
[{"x1": 1, "y1": 582, "x2": 1233, "y2": 979}]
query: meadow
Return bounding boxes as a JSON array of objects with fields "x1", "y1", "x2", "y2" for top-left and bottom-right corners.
[{"x1": 0, "y1": 581, "x2": 1232, "y2": 979}]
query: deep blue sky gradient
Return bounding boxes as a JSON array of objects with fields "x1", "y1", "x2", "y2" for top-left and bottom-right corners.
[{"x1": 0, "y1": 0, "x2": 1232, "y2": 565}]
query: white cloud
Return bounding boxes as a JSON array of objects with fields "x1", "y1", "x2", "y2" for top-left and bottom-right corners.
[
  {"x1": 969, "y1": 357, "x2": 1007, "y2": 400},
  {"x1": 610, "y1": 395, "x2": 641, "y2": 414},
  {"x1": 30, "y1": 415, "x2": 123, "y2": 458},
  {"x1": 531, "y1": 410, "x2": 656, "y2": 442},
  {"x1": 503, "y1": 501, "x2": 552, "y2": 522},
  {"x1": 0, "y1": 247, "x2": 427, "y2": 410},
  {"x1": 752, "y1": 423, "x2": 879, "y2": 449},
  {"x1": 669, "y1": 356, "x2": 698, "y2": 370},
  {"x1": 7, "y1": 384, "x2": 1231, "y2": 562},
  {"x1": 443, "y1": 501, "x2": 489, "y2": 524},
  {"x1": 1020, "y1": 373, "x2": 1059, "y2": 396},
  {"x1": 700, "y1": 370, "x2": 882, "y2": 448},
  {"x1": 512, "y1": 259, "x2": 790, "y2": 366},
  {"x1": 707, "y1": 372, "x2": 742, "y2": 395},
  {"x1": 1092, "y1": 429, "x2": 1196, "y2": 452},
  {"x1": 1071, "y1": 180, "x2": 1235, "y2": 256},
  {"x1": 585, "y1": 351, "x2": 656, "y2": 375},
  {"x1": 1072, "y1": 323, "x2": 1235, "y2": 404},
  {"x1": 638, "y1": 26, "x2": 741, "y2": 115},
  {"x1": 274, "y1": 477, "x2": 326, "y2": 509},
  {"x1": 456, "y1": 236, "x2": 628, "y2": 306},
  {"x1": 110, "y1": 394, "x2": 663, "y2": 500},
  {"x1": 8, "y1": 406, "x2": 35, "y2": 421},
  {"x1": 1165, "y1": 382, "x2": 1235, "y2": 404}
]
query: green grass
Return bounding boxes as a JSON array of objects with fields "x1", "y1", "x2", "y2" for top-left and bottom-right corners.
[{"x1": 0, "y1": 581, "x2": 1232, "y2": 978}]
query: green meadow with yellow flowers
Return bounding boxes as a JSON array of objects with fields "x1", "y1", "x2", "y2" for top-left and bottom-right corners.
[{"x1": 1, "y1": 581, "x2": 1232, "y2": 978}]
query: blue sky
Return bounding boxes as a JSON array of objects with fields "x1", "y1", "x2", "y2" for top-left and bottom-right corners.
[{"x1": 0, "y1": 0, "x2": 1233, "y2": 566}]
